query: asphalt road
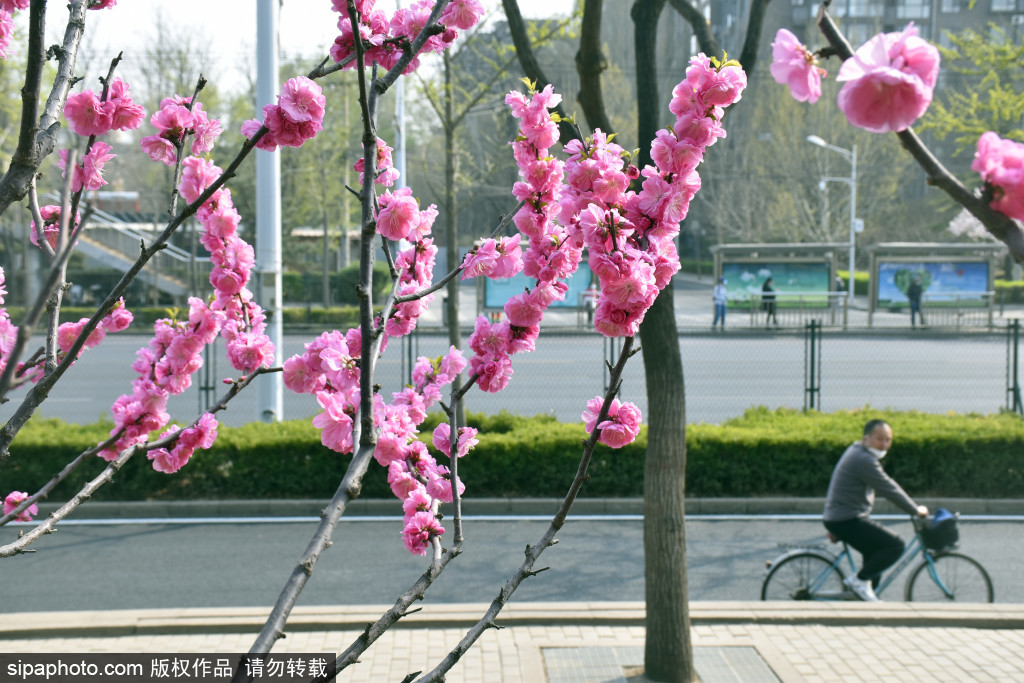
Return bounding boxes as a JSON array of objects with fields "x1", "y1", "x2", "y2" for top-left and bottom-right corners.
[
  {"x1": 1, "y1": 517, "x2": 1019, "y2": 612},
  {"x1": 6, "y1": 329, "x2": 1013, "y2": 428}
]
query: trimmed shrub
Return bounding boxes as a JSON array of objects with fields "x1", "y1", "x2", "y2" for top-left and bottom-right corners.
[{"x1": 2, "y1": 408, "x2": 1021, "y2": 502}]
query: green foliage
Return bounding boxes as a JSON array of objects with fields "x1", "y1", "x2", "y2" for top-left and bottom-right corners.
[
  {"x1": 836, "y1": 270, "x2": 870, "y2": 296},
  {"x1": 919, "y1": 25, "x2": 1024, "y2": 155},
  {"x1": 5, "y1": 410, "x2": 1021, "y2": 503},
  {"x1": 995, "y1": 279, "x2": 1024, "y2": 304},
  {"x1": 282, "y1": 262, "x2": 391, "y2": 305}
]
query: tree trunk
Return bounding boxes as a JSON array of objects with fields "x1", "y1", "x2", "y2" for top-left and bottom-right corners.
[{"x1": 633, "y1": 0, "x2": 695, "y2": 680}]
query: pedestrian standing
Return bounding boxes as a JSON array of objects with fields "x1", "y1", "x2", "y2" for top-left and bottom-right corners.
[
  {"x1": 712, "y1": 277, "x2": 727, "y2": 330},
  {"x1": 907, "y1": 276, "x2": 925, "y2": 328},
  {"x1": 762, "y1": 277, "x2": 778, "y2": 326}
]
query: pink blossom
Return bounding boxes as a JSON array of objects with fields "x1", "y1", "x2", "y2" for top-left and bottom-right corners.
[
  {"x1": 376, "y1": 189, "x2": 421, "y2": 241},
  {"x1": 64, "y1": 90, "x2": 112, "y2": 137},
  {"x1": 140, "y1": 135, "x2": 177, "y2": 165},
  {"x1": 226, "y1": 332, "x2": 275, "y2": 372},
  {"x1": 836, "y1": 23, "x2": 940, "y2": 133},
  {"x1": 770, "y1": 28, "x2": 827, "y2": 104},
  {"x1": 972, "y1": 132, "x2": 1024, "y2": 221},
  {"x1": 4, "y1": 491, "x2": 37, "y2": 522},
  {"x1": 470, "y1": 352, "x2": 513, "y2": 393},
  {"x1": 278, "y1": 76, "x2": 326, "y2": 123},
  {"x1": 402, "y1": 488, "x2": 434, "y2": 522},
  {"x1": 0, "y1": 10, "x2": 13, "y2": 60},
  {"x1": 503, "y1": 292, "x2": 544, "y2": 327},
  {"x1": 101, "y1": 298, "x2": 133, "y2": 332},
  {"x1": 425, "y1": 464, "x2": 465, "y2": 503},
  {"x1": 313, "y1": 391, "x2": 355, "y2": 453},
  {"x1": 441, "y1": 0, "x2": 484, "y2": 30},
  {"x1": 431, "y1": 423, "x2": 479, "y2": 458},
  {"x1": 401, "y1": 509, "x2": 445, "y2": 555},
  {"x1": 179, "y1": 156, "x2": 222, "y2": 204},
  {"x1": 582, "y1": 396, "x2": 642, "y2": 449}
]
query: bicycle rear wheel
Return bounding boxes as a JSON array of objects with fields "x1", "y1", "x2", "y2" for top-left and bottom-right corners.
[
  {"x1": 905, "y1": 552, "x2": 994, "y2": 602},
  {"x1": 762, "y1": 552, "x2": 844, "y2": 600}
]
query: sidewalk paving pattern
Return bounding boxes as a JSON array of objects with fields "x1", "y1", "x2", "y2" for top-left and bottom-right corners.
[{"x1": 4, "y1": 602, "x2": 1024, "y2": 682}]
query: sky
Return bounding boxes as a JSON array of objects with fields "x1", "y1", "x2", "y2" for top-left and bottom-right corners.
[{"x1": 38, "y1": 0, "x2": 573, "y2": 97}]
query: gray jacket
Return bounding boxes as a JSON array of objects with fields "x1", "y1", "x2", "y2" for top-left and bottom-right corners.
[{"x1": 823, "y1": 442, "x2": 919, "y2": 522}]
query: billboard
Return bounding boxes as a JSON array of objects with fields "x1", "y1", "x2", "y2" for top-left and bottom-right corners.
[
  {"x1": 720, "y1": 262, "x2": 831, "y2": 304},
  {"x1": 483, "y1": 262, "x2": 594, "y2": 309},
  {"x1": 876, "y1": 261, "x2": 989, "y2": 305}
]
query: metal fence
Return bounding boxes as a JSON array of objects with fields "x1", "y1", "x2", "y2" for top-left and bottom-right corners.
[{"x1": 16, "y1": 321, "x2": 1021, "y2": 429}]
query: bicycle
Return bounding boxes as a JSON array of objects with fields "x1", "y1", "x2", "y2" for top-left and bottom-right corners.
[{"x1": 761, "y1": 512, "x2": 994, "y2": 602}]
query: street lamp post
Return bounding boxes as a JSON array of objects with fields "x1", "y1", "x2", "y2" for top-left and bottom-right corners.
[{"x1": 807, "y1": 135, "x2": 857, "y2": 306}]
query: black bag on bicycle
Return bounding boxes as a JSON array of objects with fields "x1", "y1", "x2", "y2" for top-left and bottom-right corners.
[{"x1": 921, "y1": 508, "x2": 959, "y2": 550}]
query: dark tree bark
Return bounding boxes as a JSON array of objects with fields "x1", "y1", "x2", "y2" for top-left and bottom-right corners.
[
  {"x1": 575, "y1": 0, "x2": 614, "y2": 134},
  {"x1": 630, "y1": 2, "x2": 695, "y2": 679}
]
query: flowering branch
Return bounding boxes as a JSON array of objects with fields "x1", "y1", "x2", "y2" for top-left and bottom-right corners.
[
  {"x1": 415, "y1": 337, "x2": 638, "y2": 682},
  {"x1": 0, "y1": 427, "x2": 125, "y2": 527},
  {"x1": 0, "y1": 368, "x2": 271, "y2": 557},
  {"x1": 814, "y1": 6, "x2": 1024, "y2": 261}
]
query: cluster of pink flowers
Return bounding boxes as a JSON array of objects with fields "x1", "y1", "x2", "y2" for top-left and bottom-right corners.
[
  {"x1": 148, "y1": 412, "x2": 218, "y2": 474},
  {"x1": 101, "y1": 96, "x2": 272, "y2": 470},
  {"x1": 972, "y1": 132, "x2": 1024, "y2": 222},
  {"x1": 329, "y1": 0, "x2": 484, "y2": 75},
  {"x1": 3, "y1": 490, "x2": 37, "y2": 522},
  {"x1": 241, "y1": 76, "x2": 325, "y2": 151},
  {"x1": 141, "y1": 95, "x2": 223, "y2": 166},
  {"x1": 376, "y1": 187, "x2": 438, "y2": 243},
  {"x1": 769, "y1": 28, "x2": 827, "y2": 104},
  {"x1": 836, "y1": 23, "x2": 939, "y2": 134},
  {"x1": 29, "y1": 206, "x2": 81, "y2": 252},
  {"x1": 581, "y1": 396, "x2": 642, "y2": 449},
  {"x1": 355, "y1": 137, "x2": 400, "y2": 187},
  {"x1": 59, "y1": 142, "x2": 115, "y2": 193},
  {"x1": 556, "y1": 55, "x2": 744, "y2": 339},
  {"x1": 459, "y1": 235, "x2": 523, "y2": 281},
  {"x1": 388, "y1": 237, "x2": 439, "y2": 337},
  {"x1": 60, "y1": 78, "x2": 144, "y2": 193},
  {"x1": 99, "y1": 298, "x2": 224, "y2": 462},
  {"x1": 64, "y1": 78, "x2": 145, "y2": 138}
]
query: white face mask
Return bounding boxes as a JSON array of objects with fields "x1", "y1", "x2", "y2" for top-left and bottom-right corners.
[{"x1": 866, "y1": 446, "x2": 887, "y2": 459}]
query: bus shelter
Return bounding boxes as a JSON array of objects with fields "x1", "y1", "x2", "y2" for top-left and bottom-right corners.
[
  {"x1": 710, "y1": 243, "x2": 848, "y2": 327},
  {"x1": 867, "y1": 243, "x2": 1007, "y2": 328}
]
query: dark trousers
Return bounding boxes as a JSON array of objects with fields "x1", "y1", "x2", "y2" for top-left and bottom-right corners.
[{"x1": 824, "y1": 517, "x2": 905, "y2": 584}]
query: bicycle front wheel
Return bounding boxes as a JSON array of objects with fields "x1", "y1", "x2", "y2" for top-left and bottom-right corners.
[
  {"x1": 905, "y1": 552, "x2": 994, "y2": 602},
  {"x1": 762, "y1": 552, "x2": 843, "y2": 600}
]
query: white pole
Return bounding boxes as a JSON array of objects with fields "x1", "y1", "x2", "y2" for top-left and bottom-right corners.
[
  {"x1": 849, "y1": 145, "x2": 857, "y2": 307},
  {"x1": 256, "y1": 0, "x2": 283, "y2": 423}
]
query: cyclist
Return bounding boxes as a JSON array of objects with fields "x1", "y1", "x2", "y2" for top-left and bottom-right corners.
[{"x1": 823, "y1": 419, "x2": 928, "y2": 601}]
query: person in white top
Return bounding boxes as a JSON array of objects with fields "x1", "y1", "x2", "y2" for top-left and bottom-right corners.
[{"x1": 711, "y1": 277, "x2": 727, "y2": 330}]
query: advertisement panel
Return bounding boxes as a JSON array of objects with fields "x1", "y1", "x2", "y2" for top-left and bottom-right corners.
[
  {"x1": 483, "y1": 262, "x2": 594, "y2": 309},
  {"x1": 876, "y1": 261, "x2": 989, "y2": 305},
  {"x1": 719, "y1": 262, "x2": 831, "y2": 304}
]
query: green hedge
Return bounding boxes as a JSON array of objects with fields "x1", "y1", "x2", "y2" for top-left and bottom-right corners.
[
  {"x1": 282, "y1": 262, "x2": 391, "y2": 305},
  {"x1": 2, "y1": 408, "x2": 1021, "y2": 502},
  {"x1": 996, "y1": 279, "x2": 1024, "y2": 304}
]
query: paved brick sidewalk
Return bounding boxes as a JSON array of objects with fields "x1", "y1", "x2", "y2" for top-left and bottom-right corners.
[{"x1": 4, "y1": 603, "x2": 1024, "y2": 682}]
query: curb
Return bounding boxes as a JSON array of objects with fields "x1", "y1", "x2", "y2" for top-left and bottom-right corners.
[
  {"x1": 31, "y1": 497, "x2": 1024, "y2": 519},
  {"x1": 4, "y1": 602, "x2": 1024, "y2": 640}
]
